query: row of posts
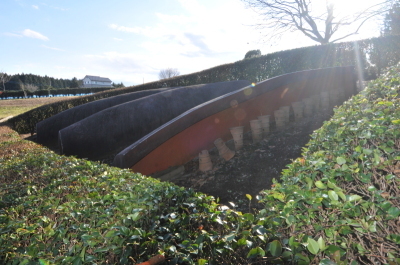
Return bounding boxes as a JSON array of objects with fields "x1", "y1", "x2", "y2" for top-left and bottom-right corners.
[{"x1": 199, "y1": 88, "x2": 345, "y2": 172}]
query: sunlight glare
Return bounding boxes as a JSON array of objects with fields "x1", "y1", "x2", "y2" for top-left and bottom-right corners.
[{"x1": 325, "y1": 0, "x2": 373, "y2": 16}]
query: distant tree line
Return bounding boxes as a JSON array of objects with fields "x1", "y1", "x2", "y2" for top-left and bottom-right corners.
[{"x1": 3, "y1": 73, "x2": 78, "y2": 91}]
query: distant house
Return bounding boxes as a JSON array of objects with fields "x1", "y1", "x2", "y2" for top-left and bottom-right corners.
[{"x1": 80, "y1": 75, "x2": 112, "y2": 88}]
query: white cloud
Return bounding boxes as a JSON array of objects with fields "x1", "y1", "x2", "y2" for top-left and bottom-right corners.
[
  {"x1": 104, "y1": 0, "x2": 265, "y2": 82},
  {"x1": 113, "y1": 37, "x2": 123, "y2": 41},
  {"x1": 109, "y1": 24, "x2": 142, "y2": 33},
  {"x1": 178, "y1": 0, "x2": 205, "y2": 14},
  {"x1": 83, "y1": 51, "x2": 157, "y2": 84},
  {"x1": 22, "y1": 29, "x2": 49, "y2": 41},
  {"x1": 41, "y1": 45, "x2": 64, "y2": 51},
  {"x1": 32, "y1": 5, "x2": 39, "y2": 10}
]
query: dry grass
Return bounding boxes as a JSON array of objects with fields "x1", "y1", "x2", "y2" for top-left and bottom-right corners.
[
  {"x1": 0, "y1": 97, "x2": 74, "y2": 119},
  {"x1": 0, "y1": 125, "x2": 29, "y2": 159}
]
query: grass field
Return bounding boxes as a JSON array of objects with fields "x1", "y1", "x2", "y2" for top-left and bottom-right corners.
[{"x1": 0, "y1": 97, "x2": 74, "y2": 120}]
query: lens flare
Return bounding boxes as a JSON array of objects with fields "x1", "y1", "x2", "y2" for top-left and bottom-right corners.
[
  {"x1": 353, "y1": 41, "x2": 365, "y2": 90},
  {"x1": 230, "y1": 99, "x2": 239, "y2": 108},
  {"x1": 244, "y1": 87, "x2": 253, "y2": 96},
  {"x1": 280, "y1": 88, "x2": 289, "y2": 99},
  {"x1": 234, "y1": 108, "x2": 247, "y2": 121}
]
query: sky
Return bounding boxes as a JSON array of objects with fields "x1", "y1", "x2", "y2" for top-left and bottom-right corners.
[{"x1": 0, "y1": 0, "x2": 385, "y2": 87}]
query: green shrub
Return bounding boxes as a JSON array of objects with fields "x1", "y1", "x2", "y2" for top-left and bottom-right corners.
[
  {"x1": 0, "y1": 128, "x2": 285, "y2": 264},
  {"x1": 258, "y1": 63, "x2": 400, "y2": 264}
]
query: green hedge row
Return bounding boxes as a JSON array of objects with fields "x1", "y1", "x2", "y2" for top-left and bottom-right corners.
[
  {"x1": 1, "y1": 62, "x2": 399, "y2": 264},
  {"x1": 8, "y1": 35, "x2": 400, "y2": 134},
  {"x1": 0, "y1": 126, "x2": 284, "y2": 264},
  {"x1": 0, "y1": 87, "x2": 113, "y2": 99},
  {"x1": 258, "y1": 63, "x2": 400, "y2": 263}
]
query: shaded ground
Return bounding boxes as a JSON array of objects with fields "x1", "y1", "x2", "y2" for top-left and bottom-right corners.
[{"x1": 165, "y1": 109, "x2": 333, "y2": 212}]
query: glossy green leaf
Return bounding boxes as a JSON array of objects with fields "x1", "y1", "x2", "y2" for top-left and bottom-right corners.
[
  {"x1": 325, "y1": 245, "x2": 345, "y2": 259},
  {"x1": 288, "y1": 236, "x2": 296, "y2": 247},
  {"x1": 315, "y1": 181, "x2": 326, "y2": 189},
  {"x1": 269, "y1": 240, "x2": 282, "y2": 257},
  {"x1": 363, "y1": 148, "x2": 372, "y2": 155},
  {"x1": 336, "y1": 191, "x2": 346, "y2": 201},
  {"x1": 198, "y1": 259, "x2": 208, "y2": 265},
  {"x1": 305, "y1": 177, "x2": 313, "y2": 189},
  {"x1": 336, "y1": 157, "x2": 346, "y2": 165},
  {"x1": 307, "y1": 237, "x2": 319, "y2": 255},
  {"x1": 247, "y1": 247, "x2": 265, "y2": 258},
  {"x1": 39, "y1": 259, "x2": 50, "y2": 265},
  {"x1": 237, "y1": 238, "x2": 247, "y2": 246},
  {"x1": 348, "y1": 195, "x2": 362, "y2": 202},
  {"x1": 328, "y1": 190, "x2": 338, "y2": 201},
  {"x1": 224, "y1": 233, "x2": 236, "y2": 242},
  {"x1": 391, "y1": 119, "x2": 400, "y2": 125},
  {"x1": 286, "y1": 215, "x2": 296, "y2": 225},
  {"x1": 243, "y1": 213, "x2": 254, "y2": 222},
  {"x1": 388, "y1": 207, "x2": 400, "y2": 218},
  {"x1": 127, "y1": 212, "x2": 141, "y2": 221},
  {"x1": 317, "y1": 236, "x2": 326, "y2": 250},
  {"x1": 169, "y1": 245, "x2": 176, "y2": 253}
]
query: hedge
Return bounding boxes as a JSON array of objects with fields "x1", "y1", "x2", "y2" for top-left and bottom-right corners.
[
  {"x1": 0, "y1": 62, "x2": 399, "y2": 264},
  {"x1": 0, "y1": 125, "x2": 283, "y2": 264},
  {"x1": 258, "y1": 63, "x2": 400, "y2": 263},
  {"x1": 8, "y1": 35, "x2": 400, "y2": 134}
]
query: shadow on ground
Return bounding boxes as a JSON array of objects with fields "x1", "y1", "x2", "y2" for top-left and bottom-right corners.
[{"x1": 161, "y1": 109, "x2": 334, "y2": 212}]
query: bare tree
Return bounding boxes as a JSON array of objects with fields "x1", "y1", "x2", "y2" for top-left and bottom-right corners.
[
  {"x1": 243, "y1": 0, "x2": 394, "y2": 44},
  {"x1": 158, "y1": 68, "x2": 180, "y2": 80},
  {"x1": 20, "y1": 84, "x2": 38, "y2": 98},
  {"x1": 0, "y1": 71, "x2": 12, "y2": 92}
]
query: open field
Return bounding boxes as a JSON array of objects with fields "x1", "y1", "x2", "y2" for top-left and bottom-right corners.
[{"x1": 0, "y1": 97, "x2": 74, "y2": 120}]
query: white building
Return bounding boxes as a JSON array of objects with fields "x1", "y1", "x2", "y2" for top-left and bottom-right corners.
[{"x1": 80, "y1": 75, "x2": 112, "y2": 88}]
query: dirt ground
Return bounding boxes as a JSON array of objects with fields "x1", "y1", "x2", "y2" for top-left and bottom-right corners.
[{"x1": 165, "y1": 109, "x2": 334, "y2": 212}]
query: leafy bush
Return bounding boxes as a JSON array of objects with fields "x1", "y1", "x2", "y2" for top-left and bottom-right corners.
[
  {"x1": 258, "y1": 63, "x2": 400, "y2": 264},
  {"x1": 1, "y1": 46, "x2": 400, "y2": 265},
  {"x1": 8, "y1": 35, "x2": 400, "y2": 134},
  {"x1": 0, "y1": 126, "x2": 287, "y2": 264}
]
